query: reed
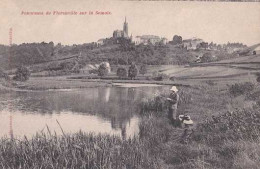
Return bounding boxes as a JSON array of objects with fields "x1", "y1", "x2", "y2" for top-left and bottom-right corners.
[{"x1": 0, "y1": 132, "x2": 161, "y2": 169}]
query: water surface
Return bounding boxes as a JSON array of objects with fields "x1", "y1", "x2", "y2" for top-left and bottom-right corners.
[{"x1": 0, "y1": 86, "x2": 168, "y2": 139}]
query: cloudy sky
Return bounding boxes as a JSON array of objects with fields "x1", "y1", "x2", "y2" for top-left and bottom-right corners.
[{"x1": 0, "y1": 0, "x2": 260, "y2": 46}]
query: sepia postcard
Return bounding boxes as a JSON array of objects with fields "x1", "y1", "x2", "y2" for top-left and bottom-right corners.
[{"x1": 0, "y1": 0, "x2": 260, "y2": 168}]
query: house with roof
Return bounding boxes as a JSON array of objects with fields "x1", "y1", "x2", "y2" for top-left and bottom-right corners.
[
  {"x1": 96, "y1": 39, "x2": 105, "y2": 47},
  {"x1": 131, "y1": 35, "x2": 168, "y2": 45},
  {"x1": 183, "y1": 38, "x2": 204, "y2": 50}
]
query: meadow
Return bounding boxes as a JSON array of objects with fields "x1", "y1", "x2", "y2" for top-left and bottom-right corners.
[{"x1": 1, "y1": 80, "x2": 259, "y2": 168}]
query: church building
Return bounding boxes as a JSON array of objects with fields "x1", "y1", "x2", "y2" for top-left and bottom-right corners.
[{"x1": 113, "y1": 17, "x2": 129, "y2": 39}]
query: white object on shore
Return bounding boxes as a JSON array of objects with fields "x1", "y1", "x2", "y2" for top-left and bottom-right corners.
[
  {"x1": 183, "y1": 119, "x2": 194, "y2": 125},
  {"x1": 179, "y1": 115, "x2": 194, "y2": 125}
]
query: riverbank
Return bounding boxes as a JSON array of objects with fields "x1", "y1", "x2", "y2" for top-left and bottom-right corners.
[
  {"x1": 1, "y1": 82, "x2": 259, "y2": 168},
  {"x1": 0, "y1": 77, "x2": 113, "y2": 91},
  {"x1": 0, "y1": 76, "x2": 191, "y2": 91}
]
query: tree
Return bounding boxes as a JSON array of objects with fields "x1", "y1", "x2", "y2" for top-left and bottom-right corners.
[
  {"x1": 139, "y1": 64, "x2": 147, "y2": 75},
  {"x1": 98, "y1": 64, "x2": 108, "y2": 77},
  {"x1": 171, "y1": 35, "x2": 182, "y2": 45},
  {"x1": 13, "y1": 66, "x2": 31, "y2": 81},
  {"x1": 128, "y1": 63, "x2": 138, "y2": 80},
  {"x1": 117, "y1": 67, "x2": 127, "y2": 79},
  {"x1": 200, "y1": 53, "x2": 214, "y2": 63},
  {"x1": 0, "y1": 68, "x2": 9, "y2": 80},
  {"x1": 200, "y1": 42, "x2": 209, "y2": 50}
]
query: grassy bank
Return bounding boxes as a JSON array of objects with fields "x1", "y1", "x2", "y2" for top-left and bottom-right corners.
[
  {"x1": 0, "y1": 77, "x2": 112, "y2": 91},
  {"x1": 1, "y1": 82, "x2": 260, "y2": 168},
  {"x1": 0, "y1": 76, "x2": 190, "y2": 91}
]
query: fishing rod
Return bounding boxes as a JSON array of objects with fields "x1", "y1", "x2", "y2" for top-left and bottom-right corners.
[
  {"x1": 129, "y1": 87, "x2": 161, "y2": 96},
  {"x1": 130, "y1": 87, "x2": 172, "y2": 100}
]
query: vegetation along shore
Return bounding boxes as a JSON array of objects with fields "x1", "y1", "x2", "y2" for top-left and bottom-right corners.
[{"x1": 1, "y1": 81, "x2": 260, "y2": 169}]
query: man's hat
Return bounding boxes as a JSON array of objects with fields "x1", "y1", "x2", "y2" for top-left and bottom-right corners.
[{"x1": 170, "y1": 86, "x2": 178, "y2": 92}]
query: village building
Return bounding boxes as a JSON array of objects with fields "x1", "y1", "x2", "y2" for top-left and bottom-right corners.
[
  {"x1": 131, "y1": 36, "x2": 142, "y2": 45},
  {"x1": 161, "y1": 38, "x2": 168, "y2": 45},
  {"x1": 183, "y1": 38, "x2": 204, "y2": 50},
  {"x1": 96, "y1": 39, "x2": 105, "y2": 47},
  {"x1": 96, "y1": 17, "x2": 168, "y2": 46},
  {"x1": 255, "y1": 45, "x2": 260, "y2": 55},
  {"x1": 131, "y1": 35, "x2": 168, "y2": 45}
]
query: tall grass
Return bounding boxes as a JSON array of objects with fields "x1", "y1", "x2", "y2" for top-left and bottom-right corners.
[
  {"x1": 138, "y1": 83, "x2": 260, "y2": 169},
  {"x1": 0, "y1": 132, "x2": 160, "y2": 169}
]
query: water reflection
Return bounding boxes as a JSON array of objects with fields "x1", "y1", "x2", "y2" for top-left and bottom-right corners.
[{"x1": 0, "y1": 86, "x2": 167, "y2": 139}]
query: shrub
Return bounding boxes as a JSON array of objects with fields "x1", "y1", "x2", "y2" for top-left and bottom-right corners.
[
  {"x1": 116, "y1": 67, "x2": 127, "y2": 79},
  {"x1": 140, "y1": 96, "x2": 167, "y2": 116},
  {"x1": 139, "y1": 64, "x2": 147, "y2": 75},
  {"x1": 98, "y1": 64, "x2": 108, "y2": 77},
  {"x1": 13, "y1": 66, "x2": 31, "y2": 81},
  {"x1": 196, "y1": 107, "x2": 260, "y2": 142},
  {"x1": 0, "y1": 68, "x2": 10, "y2": 80},
  {"x1": 228, "y1": 82, "x2": 255, "y2": 97},
  {"x1": 256, "y1": 72, "x2": 260, "y2": 83},
  {"x1": 128, "y1": 63, "x2": 138, "y2": 80},
  {"x1": 153, "y1": 73, "x2": 169, "y2": 81},
  {"x1": 200, "y1": 52, "x2": 215, "y2": 63},
  {"x1": 89, "y1": 69, "x2": 98, "y2": 74},
  {"x1": 205, "y1": 80, "x2": 216, "y2": 86}
]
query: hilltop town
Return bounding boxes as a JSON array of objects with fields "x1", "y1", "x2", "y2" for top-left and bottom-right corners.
[{"x1": 0, "y1": 17, "x2": 259, "y2": 79}]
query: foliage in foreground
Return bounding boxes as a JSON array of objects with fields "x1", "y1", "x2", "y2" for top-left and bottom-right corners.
[{"x1": 0, "y1": 133, "x2": 160, "y2": 169}]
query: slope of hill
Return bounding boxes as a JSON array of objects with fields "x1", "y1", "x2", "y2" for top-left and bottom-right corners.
[{"x1": 0, "y1": 41, "x2": 236, "y2": 75}]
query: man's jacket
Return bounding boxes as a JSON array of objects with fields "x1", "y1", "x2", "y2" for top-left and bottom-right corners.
[{"x1": 168, "y1": 92, "x2": 179, "y2": 106}]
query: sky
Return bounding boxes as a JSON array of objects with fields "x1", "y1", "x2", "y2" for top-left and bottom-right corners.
[{"x1": 0, "y1": 0, "x2": 260, "y2": 46}]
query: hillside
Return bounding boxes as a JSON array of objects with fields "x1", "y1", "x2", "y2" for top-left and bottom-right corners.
[{"x1": 0, "y1": 40, "x2": 237, "y2": 75}]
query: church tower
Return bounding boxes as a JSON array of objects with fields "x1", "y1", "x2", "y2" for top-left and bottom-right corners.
[{"x1": 123, "y1": 17, "x2": 128, "y2": 38}]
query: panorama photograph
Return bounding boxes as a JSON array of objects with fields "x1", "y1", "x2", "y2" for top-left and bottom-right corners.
[{"x1": 0, "y1": 0, "x2": 260, "y2": 168}]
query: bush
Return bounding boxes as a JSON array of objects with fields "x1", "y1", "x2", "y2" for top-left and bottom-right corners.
[
  {"x1": 0, "y1": 68, "x2": 10, "y2": 80},
  {"x1": 89, "y1": 69, "x2": 98, "y2": 74},
  {"x1": 200, "y1": 52, "x2": 216, "y2": 63},
  {"x1": 196, "y1": 107, "x2": 260, "y2": 142},
  {"x1": 116, "y1": 67, "x2": 127, "y2": 79},
  {"x1": 98, "y1": 64, "x2": 108, "y2": 77},
  {"x1": 205, "y1": 80, "x2": 216, "y2": 86},
  {"x1": 140, "y1": 96, "x2": 167, "y2": 116},
  {"x1": 139, "y1": 64, "x2": 147, "y2": 75},
  {"x1": 13, "y1": 66, "x2": 31, "y2": 81},
  {"x1": 228, "y1": 82, "x2": 255, "y2": 97},
  {"x1": 128, "y1": 63, "x2": 138, "y2": 80},
  {"x1": 256, "y1": 72, "x2": 260, "y2": 83},
  {"x1": 152, "y1": 72, "x2": 169, "y2": 81}
]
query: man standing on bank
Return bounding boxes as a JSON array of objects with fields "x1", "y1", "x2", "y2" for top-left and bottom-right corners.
[{"x1": 167, "y1": 86, "x2": 179, "y2": 125}]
